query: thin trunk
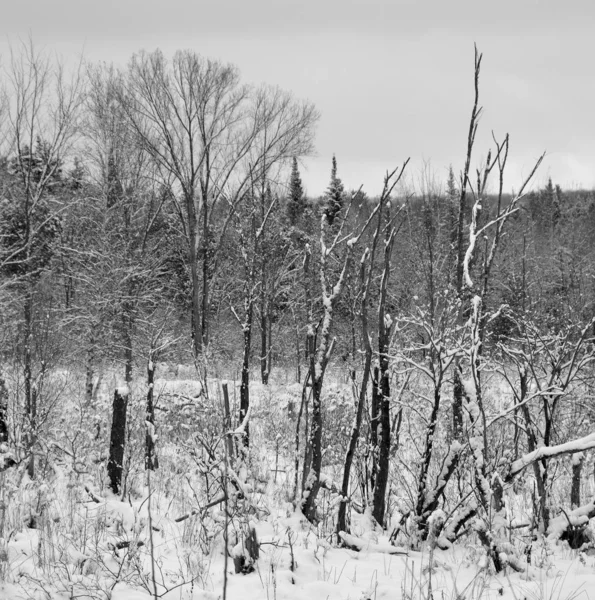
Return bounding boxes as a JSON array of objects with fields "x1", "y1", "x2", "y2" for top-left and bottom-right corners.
[
  {"x1": 85, "y1": 335, "x2": 95, "y2": 405},
  {"x1": 302, "y1": 374, "x2": 323, "y2": 521},
  {"x1": 187, "y1": 191, "x2": 202, "y2": 359},
  {"x1": 267, "y1": 311, "x2": 273, "y2": 377},
  {"x1": 260, "y1": 307, "x2": 268, "y2": 385},
  {"x1": 415, "y1": 387, "x2": 441, "y2": 526},
  {"x1": 301, "y1": 390, "x2": 311, "y2": 495},
  {"x1": 293, "y1": 368, "x2": 311, "y2": 502},
  {"x1": 239, "y1": 307, "x2": 253, "y2": 450},
  {"x1": 294, "y1": 312, "x2": 301, "y2": 383},
  {"x1": 370, "y1": 367, "x2": 379, "y2": 491},
  {"x1": 222, "y1": 383, "x2": 234, "y2": 462},
  {"x1": 338, "y1": 342, "x2": 371, "y2": 536},
  {"x1": 372, "y1": 229, "x2": 396, "y2": 527},
  {"x1": 260, "y1": 238, "x2": 269, "y2": 384},
  {"x1": 452, "y1": 50, "x2": 482, "y2": 445},
  {"x1": 201, "y1": 199, "x2": 210, "y2": 352},
  {"x1": 0, "y1": 373, "x2": 8, "y2": 445},
  {"x1": 372, "y1": 366, "x2": 391, "y2": 526},
  {"x1": 338, "y1": 249, "x2": 373, "y2": 537},
  {"x1": 571, "y1": 453, "x2": 584, "y2": 509},
  {"x1": 145, "y1": 355, "x2": 158, "y2": 471},
  {"x1": 519, "y1": 376, "x2": 549, "y2": 531},
  {"x1": 24, "y1": 287, "x2": 36, "y2": 479},
  {"x1": 452, "y1": 363, "x2": 464, "y2": 441}
]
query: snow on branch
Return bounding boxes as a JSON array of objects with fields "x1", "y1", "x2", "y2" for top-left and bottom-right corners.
[
  {"x1": 547, "y1": 499, "x2": 595, "y2": 543},
  {"x1": 506, "y1": 432, "x2": 595, "y2": 482}
]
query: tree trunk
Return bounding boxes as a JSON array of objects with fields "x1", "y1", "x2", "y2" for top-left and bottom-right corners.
[
  {"x1": 186, "y1": 190, "x2": 202, "y2": 359},
  {"x1": 260, "y1": 308, "x2": 268, "y2": 385},
  {"x1": 239, "y1": 306, "x2": 253, "y2": 450},
  {"x1": 0, "y1": 373, "x2": 8, "y2": 445},
  {"x1": 145, "y1": 356, "x2": 158, "y2": 471},
  {"x1": 519, "y1": 374, "x2": 550, "y2": 531},
  {"x1": 452, "y1": 362, "x2": 464, "y2": 441},
  {"x1": 293, "y1": 313, "x2": 301, "y2": 383},
  {"x1": 372, "y1": 228, "x2": 396, "y2": 527},
  {"x1": 222, "y1": 383, "x2": 235, "y2": 462},
  {"x1": 201, "y1": 199, "x2": 210, "y2": 353},
  {"x1": 337, "y1": 349, "x2": 371, "y2": 536},
  {"x1": 108, "y1": 387, "x2": 129, "y2": 495},
  {"x1": 414, "y1": 386, "x2": 441, "y2": 533},
  {"x1": 370, "y1": 367, "x2": 380, "y2": 492},
  {"x1": 293, "y1": 367, "x2": 311, "y2": 501},
  {"x1": 85, "y1": 335, "x2": 95, "y2": 405},
  {"x1": 571, "y1": 453, "x2": 584, "y2": 509},
  {"x1": 372, "y1": 366, "x2": 391, "y2": 526},
  {"x1": 24, "y1": 288, "x2": 36, "y2": 479},
  {"x1": 301, "y1": 375, "x2": 323, "y2": 521}
]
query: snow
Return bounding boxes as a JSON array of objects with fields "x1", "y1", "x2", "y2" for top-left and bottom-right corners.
[
  {"x1": 547, "y1": 500, "x2": 595, "y2": 542},
  {"x1": 509, "y1": 431, "x2": 595, "y2": 480},
  {"x1": 4, "y1": 375, "x2": 595, "y2": 600},
  {"x1": 116, "y1": 384, "x2": 130, "y2": 397}
]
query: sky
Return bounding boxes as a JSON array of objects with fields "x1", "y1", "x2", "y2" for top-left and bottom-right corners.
[{"x1": 2, "y1": 0, "x2": 595, "y2": 197}]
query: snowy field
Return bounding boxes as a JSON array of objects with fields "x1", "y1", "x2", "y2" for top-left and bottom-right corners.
[{"x1": 1, "y1": 372, "x2": 595, "y2": 600}]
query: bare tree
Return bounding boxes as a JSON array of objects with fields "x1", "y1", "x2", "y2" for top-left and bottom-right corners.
[
  {"x1": 500, "y1": 316, "x2": 595, "y2": 531},
  {"x1": 0, "y1": 38, "x2": 83, "y2": 478},
  {"x1": 75, "y1": 64, "x2": 171, "y2": 494},
  {"x1": 300, "y1": 183, "x2": 403, "y2": 523},
  {"x1": 119, "y1": 50, "x2": 318, "y2": 359},
  {"x1": 337, "y1": 167, "x2": 405, "y2": 536},
  {"x1": 230, "y1": 178, "x2": 278, "y2": 451}
]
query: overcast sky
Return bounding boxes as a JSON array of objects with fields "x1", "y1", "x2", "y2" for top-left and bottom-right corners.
[{"x1": 3, "y1": 0, "x2": 595, "y2": 196}]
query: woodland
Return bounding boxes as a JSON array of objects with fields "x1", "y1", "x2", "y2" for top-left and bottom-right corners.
[{"x1": 1, "y1": 40, "x2": 595, "y2": 600}]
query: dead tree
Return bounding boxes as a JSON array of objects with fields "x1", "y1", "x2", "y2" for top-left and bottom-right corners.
[
  {"x1": 108, "y1": 386, "x2": 129, "y2": 495},
  {"x1": 460, "y1": 132, "x2": 543, "y2": 570},
  {"x1": 301, "y1": 183, "x2": 398, "y2": 523},
  {"x1": 0, "y1": 374, "x2": 8, "y2": 446},
  {"x1": 398, "y1": 303, "x2": 462, "y2": 542},
  {"x1": 500, "y1": 317, "x2": 595, "y2": 531},
  {"x1": 145, "y1": 348, "x2": 159, "y2": 471},
  {"x1": 337, "y1": 168, "x2": 406, "y2": 537},
  {"x1": 452, "y1": 46, "x2": 484, "y2": 444},
  {"x1": 231, "y1": 180, "x2": 278, "y2": 451},
  {"x1": 371, "y1": 198, "x2": 401, "y2": 527}
]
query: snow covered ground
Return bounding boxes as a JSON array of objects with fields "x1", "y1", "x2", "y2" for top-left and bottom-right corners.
[{"x1": 1, "y1": 374, "x2": 595, "y2": 599}]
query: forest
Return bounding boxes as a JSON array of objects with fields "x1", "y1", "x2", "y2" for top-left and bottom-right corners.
[{"x1": 1, "y1": 40, "x2": 595, "y2": 600}]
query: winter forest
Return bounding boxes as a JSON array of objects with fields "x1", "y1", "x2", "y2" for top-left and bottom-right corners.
[{"x1": 2, "y1": 39, "x2": 595, "y2": 600}]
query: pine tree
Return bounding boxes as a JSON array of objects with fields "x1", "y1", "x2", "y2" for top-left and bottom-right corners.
[
  {"x1": 324, "y1": 155, "x2": 345, "y2": 225},
  {"x1": 287, "y1": 157, "x2": 305, "y2": 226}
]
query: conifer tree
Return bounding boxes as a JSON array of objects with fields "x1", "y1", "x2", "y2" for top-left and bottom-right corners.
[
  {"x1": 324, "y1": 155, "x2": 345, "y2": 225},
  {"x1": 287, "y1": 157, "x2": 305, "y2": 226}
]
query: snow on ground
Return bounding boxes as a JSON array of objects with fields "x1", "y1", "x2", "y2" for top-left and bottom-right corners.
[
  {"x1": 3, "y1": 518, "x2": 595, "y2": 600},
  {"x1": 2, "y1": 373, "x2": 595, "y2": 599}
]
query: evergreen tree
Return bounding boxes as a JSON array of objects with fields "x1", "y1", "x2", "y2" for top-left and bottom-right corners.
[
  {"x1": 324, "y1": 154, "x2": 345, "y2": 225},
  {"x1": 286, "y1": 157, "x2": 305, "y2": 226}
]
